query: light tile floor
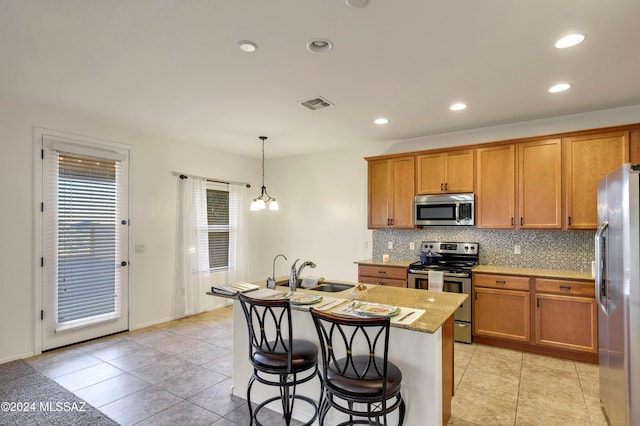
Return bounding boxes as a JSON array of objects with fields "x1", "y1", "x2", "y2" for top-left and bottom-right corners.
[{"x1": 24, "y1": 306, "x2": 607, "y2": 425}]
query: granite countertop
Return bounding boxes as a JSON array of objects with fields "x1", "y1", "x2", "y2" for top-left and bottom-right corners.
[
  {"x1": 472, "y1": 265, "x2": 594, "y2": 281},
  {"x1": 354, "y1": 259, "x2": 413, "y2": 268},
  {"x1": 213, "y1": 277, "x2": 466, "y2": 335}
]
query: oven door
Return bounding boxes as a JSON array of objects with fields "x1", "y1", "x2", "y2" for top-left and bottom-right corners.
[{"x1": 411, "y1": 275, "x2": 471, "y2": 321}]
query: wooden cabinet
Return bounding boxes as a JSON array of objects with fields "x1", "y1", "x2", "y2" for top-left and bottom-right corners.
[
  {"x1": 473, "y1": 274, "x2": 530, "y2": 342},
  {"x1": 534, "y1": 279, "x2": 598, "y2": 354},
  {"x1": 564, "y1": 131, "x2": 629, "y2": 229},
  {"x1": 358, "y1": 264, "x2": 407, "y2": 288},
  {"x1": 416, "y1": 150, "x2": 474, "y2": 194},
  {"x1": 367, "y1": 156, "x2": 415, "y2": 229},
  {"x1": 631, "y1": 129, "x2": 640, "y2": 164},
  {"x1": 474, "y1": 272, "x2": 598, "y2": 361},
  {"x1": 476, "y1": 145, "x2": 516, "y2": 228},
  {"x1": 477, "y1": 140, "x2": 562, "y2": 229},
  {"x1": 518, "y1": 139, "x2": 562, "y2": 229}
]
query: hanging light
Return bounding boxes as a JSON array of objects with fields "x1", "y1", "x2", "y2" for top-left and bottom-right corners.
[{"x1": 250, "y1": 136, "x2": 279, "y2": 211}]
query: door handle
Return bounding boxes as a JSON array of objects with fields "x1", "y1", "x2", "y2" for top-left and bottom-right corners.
[
  {"x1": 594, "y1": 220, "x2": 608, "y2": 316},
  {"x1": 121, "y1": 261, "x2": 128, "y2": 267}
]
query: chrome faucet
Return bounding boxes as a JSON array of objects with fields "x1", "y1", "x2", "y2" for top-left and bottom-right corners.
[
  {"x1": 267, "y1": 253, "x2": 287, "y2": 288},
  {"x1": 289, "y1": 259, "x2": 317, "y2": 291}
]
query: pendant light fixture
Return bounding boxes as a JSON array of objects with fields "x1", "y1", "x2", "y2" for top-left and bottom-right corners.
[{"x1": 250, "y1": 136, "x2": 279, "y2": 211}]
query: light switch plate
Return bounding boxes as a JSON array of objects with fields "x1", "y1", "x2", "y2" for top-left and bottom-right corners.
[{"x1": 514, "y1": 244, "x2": 521, "y2": 255}]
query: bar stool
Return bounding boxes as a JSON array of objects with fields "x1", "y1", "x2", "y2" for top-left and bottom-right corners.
[
  {"x1": 310, "y1": 308, "x2": 405, "y2": 426},
  {"x1": 237, "y1": 292, "x2": 322, "y2": 426}
]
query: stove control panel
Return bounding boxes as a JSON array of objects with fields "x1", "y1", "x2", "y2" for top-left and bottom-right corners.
[{"x1": 420, "y1": 241, "x2": 478, "y2": 255}]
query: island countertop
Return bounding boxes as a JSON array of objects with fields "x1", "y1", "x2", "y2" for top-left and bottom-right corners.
[{"x1": 214, "y1": 278, "x2": 467, "y2": 335}]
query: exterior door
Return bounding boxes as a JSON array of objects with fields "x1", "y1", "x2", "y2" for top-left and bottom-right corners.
[{"x1": 40, "y1": 133, "x2": 130, "y2": 350}]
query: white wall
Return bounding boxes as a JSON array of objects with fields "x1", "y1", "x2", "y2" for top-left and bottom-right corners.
[
  {"x1": 2, "y1": 91, "x2": 639, "y2": 363},
  {"x1": 0, "y1": 94, "x2": 263, "y2": 362}
]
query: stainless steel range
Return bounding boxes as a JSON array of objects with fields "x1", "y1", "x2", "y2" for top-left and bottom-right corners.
[{"x1": 408, "y1": 241, "x2": 479, "y2": 343}]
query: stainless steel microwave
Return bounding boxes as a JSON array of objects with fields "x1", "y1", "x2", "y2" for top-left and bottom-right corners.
[{"x1": 414, "y1": 193, "x2": 474, "y2": 226}]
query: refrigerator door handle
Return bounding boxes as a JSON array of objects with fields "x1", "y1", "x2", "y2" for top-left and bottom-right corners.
[{"x1": 594, "y1": 220, "x2": 609, "y2": 316}]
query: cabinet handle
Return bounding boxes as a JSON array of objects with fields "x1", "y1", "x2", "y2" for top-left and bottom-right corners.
[
  {"x1": 475, "y1": 291, "x2": 478, "y2": 300},
  {"x1": 440, "y1": 183, "x2": 444, "y2": 191},
  {"x1": 520, "y1": 217, "x2": 523, "y2": 226},
  {"x1": 496, "y1": 280, "x2": 506, "y2": 285},
  {"x1": 537, "y1": 298, "x2": 540, "y2": 308},
  {"x1": 559, "y1": 285, "x2": 572, "y2": 290},
  {"x1": 511, "y1": 217, "x2": 514, "y2": 226},
  {"x1": 379, "y1": 281, "x2": 384, "y2": 286},
  {"x1": 568, "y1": 216, "x2": 572, "y2": 226},
  {"x1": 444, "y1": 183, "x2": 448, "y2": 191},
  {"x1": 378, "y1": 271, "x2": 387, "y2": 274}
]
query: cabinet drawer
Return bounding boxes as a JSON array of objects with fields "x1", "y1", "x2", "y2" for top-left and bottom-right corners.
[
  {"x1": 360, "y1": 276, "x2": 407, "y2": 287},
  {"x1": 358, "y1": 265, "x2": 407, "y2": 280},
  {"x1": 473, "y1": 273, "x2": 530, "y2": 291},
  {"x1": 535, "y1": 278, "x2": 595, "y2": 297}
]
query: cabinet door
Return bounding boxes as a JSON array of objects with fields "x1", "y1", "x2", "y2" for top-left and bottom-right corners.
[
  {"x1": 445, "y1": 150, "x2": 474, "y2": 193},
  {"x1": 518, "y1": 139, "x2": 562, "y2": 228},
  {"x1": 476, "y1": 145, "x2": 516, "y2": 228},
  {"x1": 535, "y1": 294, "x2": 598, "y2": 353},
  {"x1": 416, "y1": 153, "x2": 445, "y2": 194},
  {"x1": 564, "y1": 131, "x2": 629, "y2": 229},
  {"x1": 368, "y1": 159, "x2": 391, "y2": 228},
  {"x1": 389, "y1": 157, "x2": 415, "y2": 228},
  {"x1": 473, "y1": 287, "x2": 530, "y2": 342}
]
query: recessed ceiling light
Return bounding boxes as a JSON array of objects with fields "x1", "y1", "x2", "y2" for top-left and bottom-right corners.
[
  {"x1": 548, "y1": 83, "x2": 572, "y2": 93},
  {"x1": 237, "y1": 40, "x2": 257, "y2": 53},
  {"x1": 306, "y1": 38, "x2": 333, "y2": 53},
  {"x1": 374, "y1": 118, "x2": 389, "y2": 125},
  {"x1": 450, "y1": 103, "x2": 467, "y2": 111},
  {"x1": 555, "y1": 34, "x2": 586, "y2": 49},
  {"x1": 346, "y1": 0, "x2": 368, "y2": 8}
]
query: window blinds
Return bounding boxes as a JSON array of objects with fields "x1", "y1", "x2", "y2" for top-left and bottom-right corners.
[{"x1": 44, "y1": 148, "x2": 124, "y2": 331}]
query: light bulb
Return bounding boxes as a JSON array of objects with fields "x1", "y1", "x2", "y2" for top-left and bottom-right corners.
[{"x1": 269, "y1": 199, "x2": 279, "y2": 211}]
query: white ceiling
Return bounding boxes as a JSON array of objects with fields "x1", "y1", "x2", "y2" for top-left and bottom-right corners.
[{"x1": 1, "y1": 0, "x2": 639, "y2": 158}]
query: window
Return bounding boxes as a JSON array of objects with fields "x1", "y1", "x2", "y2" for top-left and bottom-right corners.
[{"x1": 206, "y1": 187, "x2": 230, "y2": 270}]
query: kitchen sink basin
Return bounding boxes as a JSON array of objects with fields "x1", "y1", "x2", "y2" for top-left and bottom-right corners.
[{"x1": 307, "y1": 283, "x2": 355, "y2": 293}]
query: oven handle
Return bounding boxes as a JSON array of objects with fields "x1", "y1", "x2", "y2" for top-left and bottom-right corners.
[
  {"x1": 408, "y1": 270, "x2": 470, "y2": 278},
  {"x1": 455, "y1": 202, "x2": 460, "y2": 223}
]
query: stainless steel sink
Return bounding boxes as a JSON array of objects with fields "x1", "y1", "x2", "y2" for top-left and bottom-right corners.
[{"x1": 307, "y1": 283, "x2": 355, "y2": 292}]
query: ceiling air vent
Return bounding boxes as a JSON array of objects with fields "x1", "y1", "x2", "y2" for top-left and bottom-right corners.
[{"x1": 299, "y1": 96, "x2": 333, "y2": 111}]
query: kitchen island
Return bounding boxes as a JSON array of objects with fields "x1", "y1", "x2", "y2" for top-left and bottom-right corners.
[{"x1": 219, "y1": 280, "x2": 467, "y2": 426}]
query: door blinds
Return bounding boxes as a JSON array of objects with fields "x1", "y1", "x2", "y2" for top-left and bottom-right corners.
[{"x1": 43, "y1": 146, "x2": 124, "y2": 332}]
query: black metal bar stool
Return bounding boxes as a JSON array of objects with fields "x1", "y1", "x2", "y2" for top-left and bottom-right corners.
[
  {"x1": 310, "y1": 308, "x2": 405, "y2": 426},
  {"x1": 237, "y1": 292, "x2": 322, "y2": 425}
]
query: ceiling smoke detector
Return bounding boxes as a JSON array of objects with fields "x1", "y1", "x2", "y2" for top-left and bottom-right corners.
[{"x1": 299, "y1": 97, "x2": 334, "y2": 111}]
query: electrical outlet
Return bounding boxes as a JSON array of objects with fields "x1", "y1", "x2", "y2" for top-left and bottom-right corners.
[
  {"x1": 135, "y1": 244, "x2": 145, "y2": 254},
  {"x1": 514, "y1": 244, "x2": 521, "y2": 255},
  {"x1": 410, "y1": 242, "x2": 415, "y2": 250},
  {"x1": 388, "y1": 241, "x2": 393, "y2": 250}
]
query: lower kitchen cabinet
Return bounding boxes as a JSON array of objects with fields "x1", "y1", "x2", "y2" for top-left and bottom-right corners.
[
  {"x1": 358, "y1": 264, "x2": 407, "y2": 287},
  {"x1": 473, "y1": 272, "x2": 598, "y2": 362},
  {"x1": 534, "y1": 278, "x2": 598, "y2": 354},
  {"x1": 473, "y1": 275, "x2": 531, "y2": 342}
]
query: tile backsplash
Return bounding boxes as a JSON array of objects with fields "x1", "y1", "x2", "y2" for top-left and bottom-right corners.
[{"x1": 373, "y1": 228, "x2": 594, "y2": 272}]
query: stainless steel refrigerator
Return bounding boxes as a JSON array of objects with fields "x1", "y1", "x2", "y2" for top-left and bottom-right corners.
[{"x1": 595, "y1": 163, "x2": 640, "y2": 426}]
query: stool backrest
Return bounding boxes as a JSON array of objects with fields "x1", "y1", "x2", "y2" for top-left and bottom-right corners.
[
  {"x1": 310, "y1": 309, "x2": 391, "y2": 389},
  {"x1": 237, "y1": 292, "x2": 293, "y2": 372}
]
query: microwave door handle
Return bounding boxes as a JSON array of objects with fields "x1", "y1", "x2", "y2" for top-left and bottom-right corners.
[
  {"x1": 455, "y1": 202, "x2": 460, "y2": 223},
  {"x1": 594, "y1": 220, "x2": 608, "y2": 316}
]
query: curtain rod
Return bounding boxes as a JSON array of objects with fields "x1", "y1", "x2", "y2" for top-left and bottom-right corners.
[{"x1": 174, "y1": 172, "x2": 251, "y2": 188}]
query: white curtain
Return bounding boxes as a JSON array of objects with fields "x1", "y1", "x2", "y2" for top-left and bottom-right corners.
[
  {"x1": 227, "y1": 182, "x2": 249, "y2": 284},
  {"x1": 177, "y1": 177, "x2": 249, "y2": 316},
  {"x1": 177, "y1": 176, "x2": 209, "y2": 316}
]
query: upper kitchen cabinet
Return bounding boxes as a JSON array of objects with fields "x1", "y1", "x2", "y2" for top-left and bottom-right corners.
[
  {"x1": 631, "y1": 129, "x2": 640, "y2": 164},
  {"x1": 416, "y1": 150, "x2": 474, "y2": 194},
  {"x1": 564, "y1": 131, "x2": 629, "y2": 229},
  {"x1": 367, "y1": 156, "x2": 415, "y2": 229},
  {"x1": 518, "y1": 139, "x2": 562, "y2": 229},
  {"x1": 476, "y1": 144, "x2": 516, "y2": 228}
]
